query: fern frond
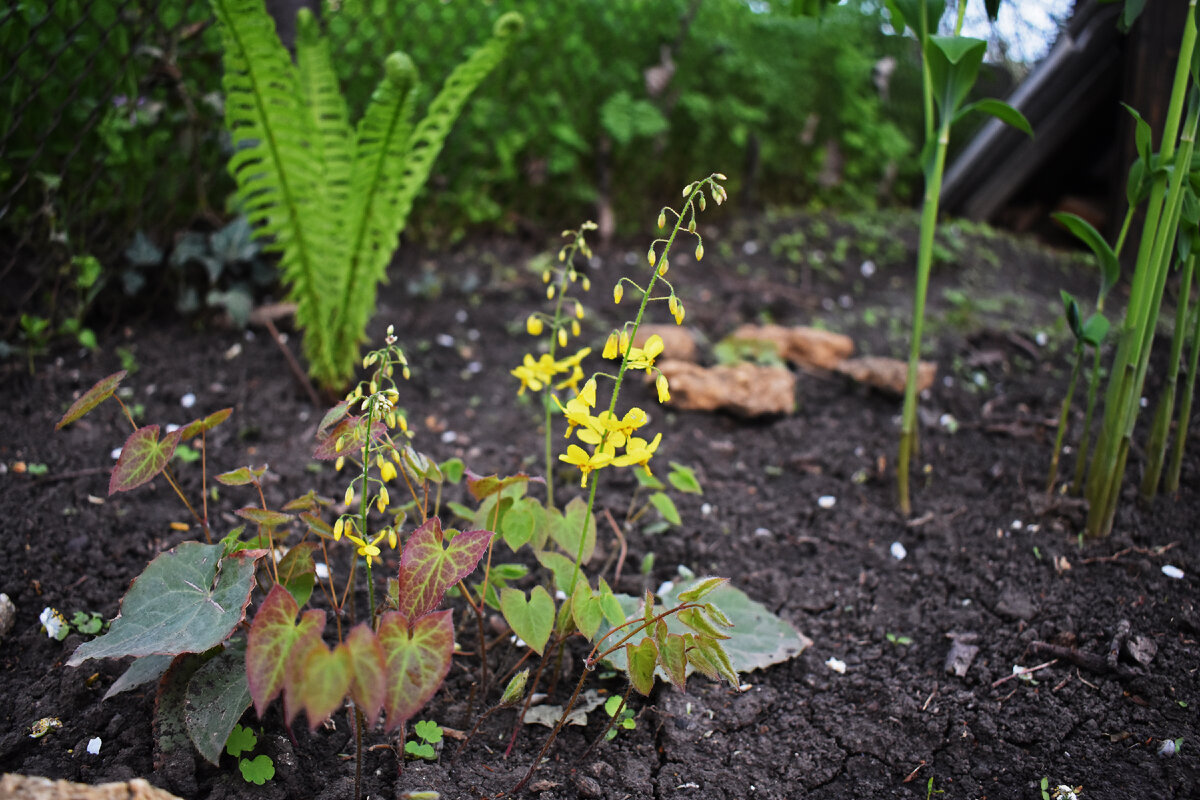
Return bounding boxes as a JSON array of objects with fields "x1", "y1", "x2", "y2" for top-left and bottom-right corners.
[
  {"x1": 390, "y1": 13, "x2": 524, "y2": 235},
  {"x1": 329, "y1": 53, "x2": 420, "y2": 376},
  {"x1": 212, "y1": 0, "x2": 337, "y2": 373},
  {"x1": 296, "y1": 8, "x2": 353, "y2": 221}
]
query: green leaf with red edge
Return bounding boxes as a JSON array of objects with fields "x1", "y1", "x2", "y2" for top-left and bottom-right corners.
[
  {"x1": 214, "y1": 465, "x2": 268, "y2": 486},
  {"x1": 312, "y1": 416, "x2": 385, "y2": 460},
  {"x1": 277, "y1": 543, "x2": 317, "y2": 607},
  {"x1": 677, "y1": 607, "x2": 730, "y2": 640},
  {"x1": 282, "y1": 626, "x2": 324, "y2": 727},
  {"x1": 282, "y1": 489, "x2": 329, "y2": 513},
  {"x1": 464, "y1": 470, "x2": 535, "y2": 501},
  {"x1": 317, "y1": 401, "x2": 350, "y2": 439},
  {"x1": 660, "y1": 633, "x2": 688, "y2": 689},
  {"x1": 245, "y1": 584, "x2": 326, "y2": 718},
  {"x1": 377, "y1": 610, "x2": 455, "y2": 732},
  {"x1": 344, "y1": 623, "x2": 386, "y2": 726},
  {"x1": 626, "y1": 637, "x2": 659, "y2": 696},
  {"x1": 499, "y1": 586, "x2": 554, "y2": 656},
  {"x1": 697, "y1": 635, "x2": 740, "y2": 688},
  {"x1": 56, "y1": 370, "x2": 126, "y2": 429},
  {"x1": 109, "y1": 425, "x2": 182, "y2": 494},
  {"x1": 297, "y1": 640, "x2": 353, "y2": 729},
  {"x1": 236, "y1": 507, "x2": 292, "y2": 528},
  {"x1": 396, "y1": 517, "x2": 493, "y2": 619},
  {"x1": 302, "y1": 512, "x2": 335, "y2": 540},
  {"x1": 177, "y1": 408, "x2": 233, "y2": 440},
  {"x1": 682, "y1": 632, "x2": 720, "y2": 681},
  {"x1": 677, "y1": 577, "x2": 728, "y2": 604},
  {"x1": 67, "y1": 544, "x2": 265, "y2": 666}
]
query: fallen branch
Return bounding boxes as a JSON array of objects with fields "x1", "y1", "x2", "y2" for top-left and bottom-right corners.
[{"x1": 991, "y1": 658, "x2": 1058, "y2": 688}]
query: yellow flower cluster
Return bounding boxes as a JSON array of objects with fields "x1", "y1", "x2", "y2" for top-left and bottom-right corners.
[
  {"x1": 511, "y1": 347, "x2": 591, "y2": 395},
  {"x1": 602, "y1": 332, "x2": 671, "y2": 404},
  {"x1": 554, "y1": 378, "x2": 662, "y2": 487}
]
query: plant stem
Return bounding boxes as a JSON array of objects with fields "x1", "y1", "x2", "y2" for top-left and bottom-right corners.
[
  {"x1": 1071, "y1": 344, "x2": 1103, "y2": 494},
  {"x1": 1167, "y1": 296, "x2": 1200, "y2": 492},
  {"x1": 1047, "y1": 343, "x2": 1083, "y2": 494},
  {"x1": 898, "y1": 122, "x2": 950, "y2": 514},
  {"x1": 358, "y1": 401, "x2": 378, "y2": 628},
  {"x1": 1140, "y1": 252, "x2": 1195, "y2": 499}
]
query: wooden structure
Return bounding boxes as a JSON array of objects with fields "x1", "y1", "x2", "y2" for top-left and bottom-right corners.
[{"x1": 941, "y1": 0, "x2": 1190, "y2": 241}]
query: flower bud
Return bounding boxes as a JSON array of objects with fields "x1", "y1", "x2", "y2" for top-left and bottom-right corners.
[
  {"x1": 698, "y1": 195, "x2": 706, "y2": 212},
  {"x1": 571, "y1": 319, "x2": 581, "y2": 337},
  {"x1": 335, "y1": 456, "x2": 345, "y2": 472},
  {"x1": 619, "y1": 329, "x2": 630, "y2": 355},
  {"x1": 542, "y1": 269, "x2": 552, "y2": 283},
  {"x1": 526, "y1": 315, "x2": 543, "y2": 336},
  {"x1": 715, "y1": 173, "x2": 727, "y2": 180},
  {"x1": 387, "y1": 527, "x2": 398, "y2": 549},
  {"x1": 695, "y1": 242, "x2": 704, "y2": 261},
  {"x1": 647, "y1": 248, "x2": 656, "y2": 268},
  {"x1": 581, "y1": 275, "x2": 591, "y2": 291},
  {"x1": 344, "y1": 485, "x2": 355, "y2": 507},
  {"x1": 334, "y1": 517, "x2": 345, "y2": 540},
  {"x1": 547, "y1": 285, "x2": 556, "y2": 300},
  {"x1": 656, "y1": 373, "x2": 671, "y2": 403},
  {"x1": 603, "y1": 332, "x2": 619, "y2": 359},
  {"x1": 657, "y1": 210, "x2": 666, "y2": 229},
  {"x1": 377, "y1": 486, "x2": 390, "y2": 512},
  {"x1": 688, "y1": 219, "x2": 696, "y2": 233},
  {"x1": 557, "y1": 328, "x2": 568, "y2": 347},
  {"x1": 613, "y1": 283, "x2": 624, "y2": 304},
  {"x1": 657, "y1": 258, "x2": 669, "y2": 277}
]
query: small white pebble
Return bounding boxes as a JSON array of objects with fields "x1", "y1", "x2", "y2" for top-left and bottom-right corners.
[
  {"x1": 467, "y1": 361, "x2": 483, "y2": 374},
  {"x1": 39, "y1": 607, "x2": 64, "y2": 640},
  {"x1": 224, "y1": 343, "x2": 242, "y2": 360},
  {"x1": 314, "y1": 562, "x2": 330, "y2": 580},
  {"x1": 440, "y1": 430, "x2": 457, "y2": 444},
  {"x1": 656, "y1": 581, "x2": 675, "y2": 597},
  {"x1": 939, "y1": 413, "x2": 959, "y2": 432},
  {"x1": 821, "y1": 297, "x2": 835, "y2": 311},
  {"x1": 180, "y1": 393, "x2": 196, "y2": 409},
  {"x1": 700, "y1": 503, "x2": 713, "y2": 516},
  {"x1": 943, "y1": 375, "x2": 954, "y2": 387},
  {"x1": 838, "y1": 294, "x2": 853, "y2": 309},
  {"x1": 86, "y1": 737, "x2": 101, "y2": 755},
  {"x1": 972, "y1": 372, "x2": 987, "y2": 387},
  {"x1": 742, "y1": 240, "x2": 759, "y2": 255},
  {"x1": 825, "y1": 657, "x2": 846, "y2": 674},
  {"x1": 1140, "y1": 396, "x2": 1149, "y2": 408},
  {"x1": 1035, "y1": 331, "x2": 1049, "y2": 346},
  {"x1": 624, "y1": 251, "x2": 638, "y2": 266},
  {"x1": 467, "y1": 328, "x2": 481, "y2": 342},
  {"x1": 860, "y1": 260, "x2": 876, "y2": 278},
  {"x1": 436, "y1": 333, "x2": 455, "y2": 347},
  {"x1": 817, "y1": 495, "x2": 836, "y2": 509},
  {"x1": 890, "y1": 541, "x2": 907, "y2": 560},
  {"x1": 454, "y1": 309, "x2": 468, "y2": 323},
  {"x1": 1011, "y1": 520, "x2": 1023, "y2": 531},
  {"x1": 554, "y1": 590, "x2": 567, "y2": 601},
  {"x1": 110, "y1": 447, "x2": 122, "y2": 460},
  {"x1": 1159, "y1": 739, "x2": 1178, "y2": 757},
  {"x1": 165, "y1": 424, "x2": 180, "y2": 433},
  {"x1": 1162, "y1": 564, "x2": 1185, "y2": 579},
  {"x1": 753, "y1": 527, "x2": 772, "y2": 537}
]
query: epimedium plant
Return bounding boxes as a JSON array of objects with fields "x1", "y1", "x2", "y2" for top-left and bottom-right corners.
[{"x1": 211, "y1": 0, "x2": 523, "y2": 391}]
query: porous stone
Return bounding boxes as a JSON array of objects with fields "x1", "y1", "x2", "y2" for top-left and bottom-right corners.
[
  {"x1": 657, "y1": 360, "x2": 794, "y2": 417},
  {"x1": 0, "y1": 775, "x2": 183, "y2": 800},
  {"x1": 834, "y1": 355, "x2": 937, "y2": 395},
  {"x1": 0, "y1": 593, "x2": 15, "y2": 641},
  {"x1": 728, "y1": 324, "x2": 854, "y2": 370}
]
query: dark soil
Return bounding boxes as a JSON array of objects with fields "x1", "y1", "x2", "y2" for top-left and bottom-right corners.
[{"x1": 2, "y1": 209, "x2": 1199, "y2": 800}]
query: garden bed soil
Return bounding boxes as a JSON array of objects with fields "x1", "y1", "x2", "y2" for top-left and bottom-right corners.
[{"x1": 2, "y1": 209, "x2": 1198, "y2": 799}]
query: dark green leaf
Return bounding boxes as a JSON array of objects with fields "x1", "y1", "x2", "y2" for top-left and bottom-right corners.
[
  {"x1": 954, "y1": 98, "x2": 1033, "y2": 137},
  {"x1": 1052, "y1": 212, "x2": 1120, "y2": 299},
  {"x1": 56, "y1": 371, "x2": 126, "y2": 430}
]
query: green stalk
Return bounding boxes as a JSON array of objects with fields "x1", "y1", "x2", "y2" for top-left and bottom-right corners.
[
  {"x1": 1167, "y1": 295, "x2": 1200, "y2": 492},
  {"x1": 1071, "y1": 343, "x2": 1103, "y2": 494},
  {"x1": 358, "y1": 400, "x2": 378, "y2": 628},
  {"x1": 1085, "y1": 8, "x2": 1197, "y2": 535},
  {"x1": 898, "y1": 120, "x2": 950, "y2": 514},
  {"x1": 1140, "y1": 251, "x2": 1196, "y2": 499},
  {"x1": 540, "y1": 271, "x2": 573, "y2": 512},
  {"x1": 1047, "y1": 342, "x2": 1084, "y2": 493}
]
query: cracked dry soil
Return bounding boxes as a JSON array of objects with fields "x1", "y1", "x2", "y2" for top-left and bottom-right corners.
[{"x1": 2, "y1": 210, "x2": 1198, "y2": 799}]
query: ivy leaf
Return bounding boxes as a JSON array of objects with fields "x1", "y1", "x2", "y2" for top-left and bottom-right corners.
[
  {"x1": 439, "y1": 457, "x2": 465, "y2": 483},
  {"x1": 239, "y1": 754, "x2": 275, "y2": 785},
  {"x1": 464, "y1": 470, "x2": 534, "y2": 500},
  {"x1": 499, "y1": 586, "x2": 554, "y2": 655},
  {"x1": 377, "y1": 610, "x2": 455, "y2": 732},
  {"x1": 236, "y1": 507, "x2": 292, "y2": 528},
  {"x1": 56, "y1": 370, "x2": 126, "y2": 429},
  {"x1": 499, "y1": 496, "x2": 540, "y2": 550},
  {"x1": 67, "y1": 544, "x2": 263, "y2": 666},
  {"x1": 245, "y1": 584, "x2": 326, "y2": 718},
  {"x1": 626, "y1": 637, "x2": 659, "y2": 696},
  {"x1": 633, "y1": 466, "x2": 665, "y2": 490},
  {"x1": 109, "y1": 425, "x2": 183, "y2": 494},
  {"x1": 396, "y1": 517, "x2": 493, "y2": 620},
  {"x1": 103, "y1": 653, "x2": 174, "y2": 700},
  {"x1": 534, "y1": 549, "x2": 577, "y2": 596}
]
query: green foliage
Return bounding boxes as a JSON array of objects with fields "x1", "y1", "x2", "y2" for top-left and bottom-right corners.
[
  {"x1": 211, "y1": 0, "x2": 522, "y2": 389},
  {"x1": 405, "y1": 719, "x2": 443, "y2": 760},
  {"x1": 603, "y1": 695, "x2": 636, "y2": 740}
]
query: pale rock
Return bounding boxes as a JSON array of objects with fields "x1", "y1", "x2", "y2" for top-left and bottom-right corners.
[
  {"x1": 728, "y1": 324, "x2": 854, "y2": 370},
  {"x1": 657, "y1": 360, "x2": 794, "y2": 417},
  {"x1": 0, "y1": 775, "x2": 184, "y2": 800},
  {"x1": 633, "y1": 324, "x2": 698, "y2": 362},
  {"x1": 0, "y1": 593, "x2": 14, "y2": 641},
  {"x1": 835, "y1": 356, "x2": 937, "y2": 395}
]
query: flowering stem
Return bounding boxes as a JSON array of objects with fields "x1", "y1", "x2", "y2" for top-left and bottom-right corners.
[{"x1": 358, "y1": 401, "x2": 378, "y2": 629}]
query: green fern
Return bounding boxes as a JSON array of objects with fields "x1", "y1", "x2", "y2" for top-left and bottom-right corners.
[{"x1": 211, "y1": 0, "x2": 522, "y2": 390}]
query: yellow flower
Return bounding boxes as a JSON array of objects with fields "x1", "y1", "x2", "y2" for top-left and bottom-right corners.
[
  {"x1": 376, "y1": 486, "x2": 390, "y2": 513},
  {"x1": 379, "y1": 459, "x2": 397, "y2": 483},
  {"x1": 344, "y1": 484, "x2": 355, "y2": 507},
  {"x1": 657, "y1": 258, "x2": 669, "y2": 276},
  {"x1": 656, "y1": 373, "x2": 671, "y2": 403},
  {"x1": 669, "y1": 296, "x2": 685, "y2": 325},
  {"x1": 626, "y1": 335, "x2": 664, "y2": 373},
  {"x1": 333, "y1": 517, "x2": 346, "y2": 541},
  {"x1": 559, "y1": 444, "x2": 613, "y2": 487},
  {"x1": 387, "y1": 527, "x2": 398, "y2": 549},
  {"x1": 345, "y1": 529, "x2": 387, "y2": 567},
  {"x1": 554, "y1": 363, "x2": 586, "y2": 393},
  {"x1": 526, "y1": 315, "x2": 544, "y2": 336},
  {"x1": 613, "y1": 433, "x2": 663, "y2": 472},
  {"x1": 576, "y1": 407, "x2": 646, "y2": 449},
  {"x1": 578, "y1": 377, "x2": 598, "y2": 408},
  {"x1": 603, "y1": 332, "x2": 620, "y2": 360}
]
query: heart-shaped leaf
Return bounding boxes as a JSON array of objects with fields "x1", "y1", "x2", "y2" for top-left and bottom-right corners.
[
  {"x1": 277, "y1": 543, "x2": 317, "y2": 607},
  {"x1": 660, "y1": 633, "x2": 688, "y2": 689},
  {"x1": 465, "y1": 471, "x2": 534, "y2": 501},
  {"x1": 396, "y1": 517, "x2": 493, "y2": 619},
  {"x1": 571, "y1": 579, "x2": 604, "y2": 642},
  {"x1": 500, "y1": 586, "x2": 555, "y2": 655},
  {"x1": 298, "y1": 641, "x2": 353, "y2": 729},
  {"x1": 56, "y1": 370, "x2": 126, "y2": 429},
  {"x1": 312, "y1": 415, "x2": 385, "y2": 460},
  {"x1": 215, "y1": 465, "x2": 268, "y2": 486},
  {"x1": 68, "y1": 543, "x2": 263, "y2": 666},
  {"x1": 185, "y1": 638, "x2": 252, "y2": 765},
  {"x1": 110, "y1": 425, "x2": 183, "y2": 494},
  {"x1": 177, "y1": 408, "x2": 233, "y2": 440},
  {"x1": 548, "y1": 496, "x2": 595, "y2": 563},
  {"x1": 236, "y1": 507, "x2": 292, "y2": 528},
  {"x1": 344, "y1": 623, "x2": 386, "y2": 727},
  {"x1": 500, "y1": 496, "x2": 541, "y2": 551},
  {"x1": 245, "y1": 584, "x2": 326, "y2": 718},
  {"x1": 626, "y1": 637, "x2": 658, "y2": 696},
  {"x1": 377, "y1": 610, "x2": 454, "y2": 731}
]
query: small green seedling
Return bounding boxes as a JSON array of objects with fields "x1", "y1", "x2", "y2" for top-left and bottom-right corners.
[
  {"x1": 885, "y1": 632, "x2": 912, "y2": 646},
  {"x1": 69, "y1": 611, "x2": 105, "y2": 635},
  {"x1": 925, "y1": 776, "x2": 943, "y2": 799},
  {"x1": 225, "y1": 724, "x2": 257, "y2": 758},
  {"x1": 227, "y1": 725, "x2": 275, "y2": 785},
  {"x1": 405, "y1": 719, "x2": 443, "y2": 760},
  {"x1": 603, "y1": 695, "x2": 636, "y2": 741}
]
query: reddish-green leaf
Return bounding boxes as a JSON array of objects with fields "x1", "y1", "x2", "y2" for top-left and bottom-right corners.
[
  {"x1": 245, "y1": 585, "x2": 326, "y2": 718},
  {"x1": 678, "y1": 607, "x2": 730, "y2": 640},
  {"x1": 377, "y1": 610, "x2": 455, "y2": 731},
  {"x1": 660, "y1": 633, "x2": 688, "y2": 689},
  {"x1": 109, "y1": 425, "x2": 182, "y2": 494},
  {"x1": 571, "y1": 579, "x2": 604, "y2": 642},
  {"x1": 499, "y1": 586, "x2": 554, "y2": 655},
  {"x1": 677, "y1": 577, "x2": 728, "y2": 604},
  {"x1": 215, "y1": 465, "x2": 268, "y2": 486},
  {"x1": 236, "y1": 507, "x2": 292, "y2": 528},
  {"x1": 396, "y1": 517, "x2": 493, "y2": 619},
  {"x1": 282, "y1": 489, "x2": 329, "y2": 512},
  {"x1": 697, "y1": 636, "x2": 740, "y2": 688},
  {"x1": 298, "y1": 641, "x2": 353, "y2": 729},
  {"x1": 316, "y1": 400, "x2": 350, "y2": 439},
  {"x1": 464, "y1": 471, "x2": 532, "y2": 501},
  {"x1": 344, "y1": 623, "x2": 386, "y2": 726},
  {"x1": 626, "y1": 637, "x2": 659, "y2": 696},
  {"x1": 177, "y1": 408, "x2": 233, "y2": 440},
  {"x1": 56, "y1": 370, "x2": 126, "y2": 430},
  {"x1": 312, "y1": 415, "x2": 384, "y2": 460},
  {"x1": 682, "y1": 633, "x2": 720, "y2": 682},
  {"x1": 302, "y1": 512, "x2": 335, "y2": 539}
]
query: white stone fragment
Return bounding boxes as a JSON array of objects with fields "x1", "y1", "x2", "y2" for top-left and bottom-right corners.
[
  {"x1": 890, "y1": 541, "x2": 907, "y2": 560},
  {"x1": 817, "y1": 495, "x2": 836, "y2": 509},
  {"x1": 180, "y1": 392, "x2": 196, "y2": 408},
  {"x1": 825, "y1": 657, "x2": 846, "y2": 674},
  {"x1": 1162, "y1": 564, "x2": 1185, "y2": 579},
  {"x1": 86, "y1": 737, "x2": 101, "y2": 755}
]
